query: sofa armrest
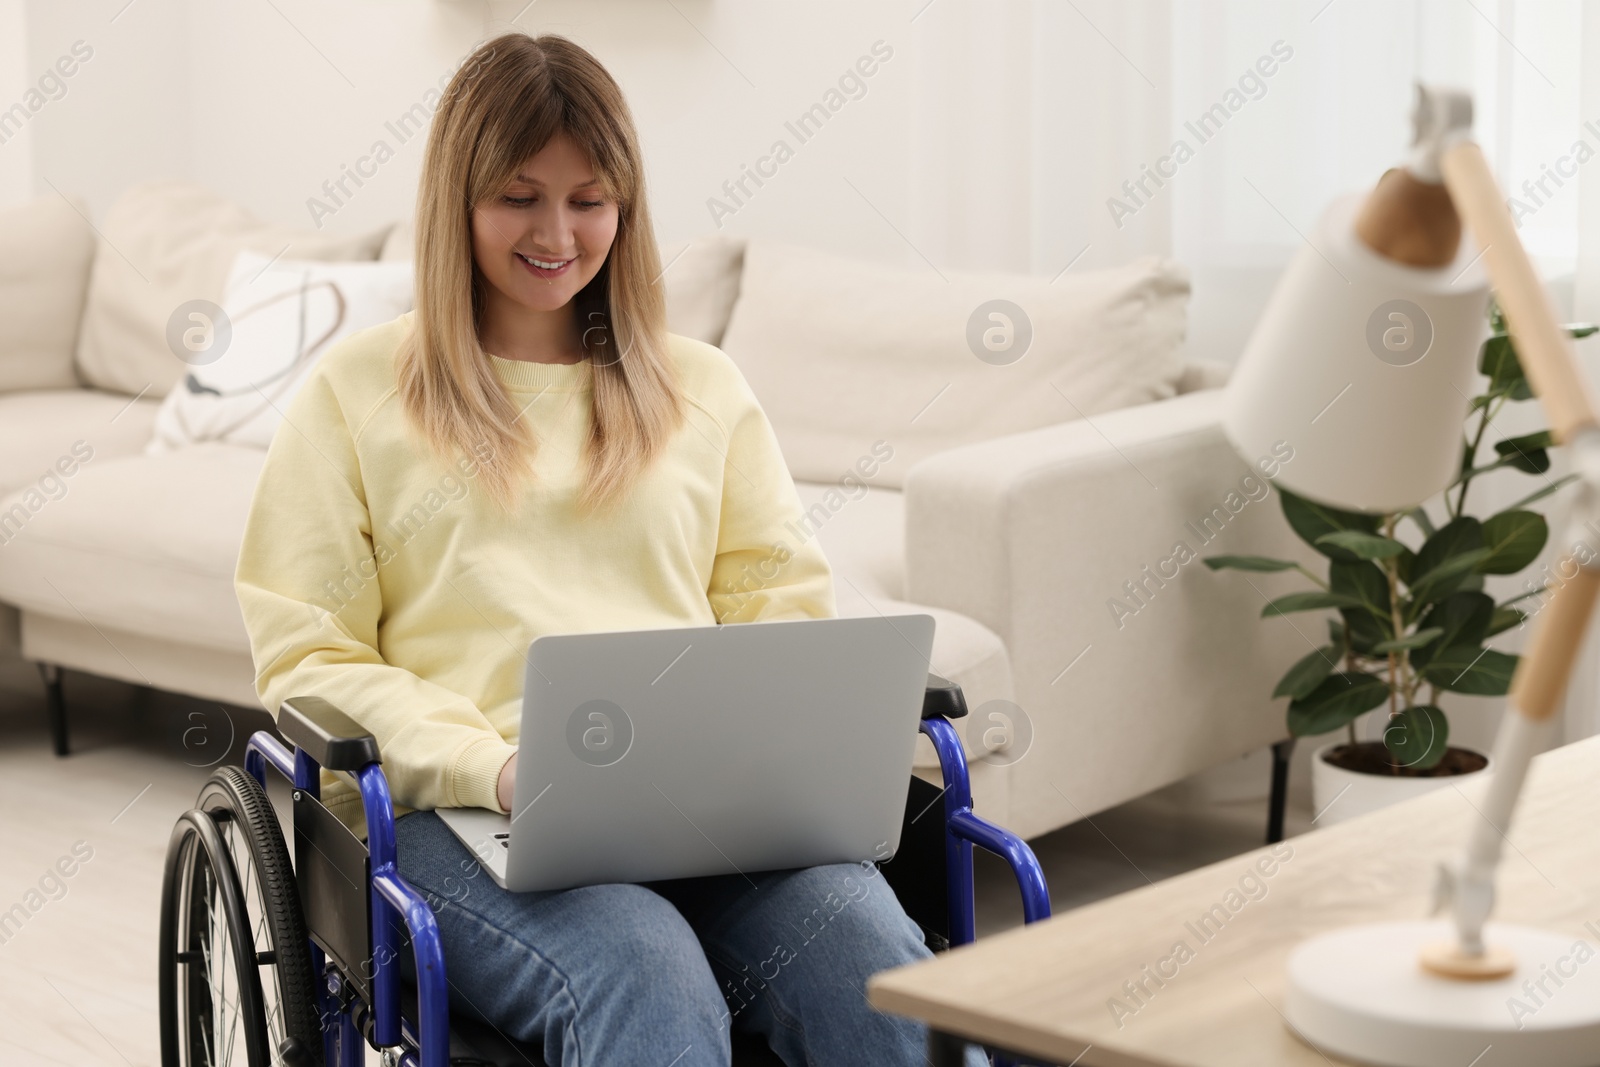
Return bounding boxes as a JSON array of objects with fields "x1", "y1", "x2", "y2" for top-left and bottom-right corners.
[{"x1": 904, "y1": 389, "x2": 1317, "y2": 832}]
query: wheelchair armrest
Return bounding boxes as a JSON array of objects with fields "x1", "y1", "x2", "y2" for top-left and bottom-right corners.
[
  {"x1": 922, "y1": 673, "x2": 968, "y2": 719},
  {"x1": 279, "y1": 696, "x2": 381, "y2": 771}
]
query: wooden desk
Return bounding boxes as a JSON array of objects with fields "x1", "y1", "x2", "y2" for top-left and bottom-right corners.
[{"x1": 868, "y1": 735, "x2": 1600, "y2": 1067}]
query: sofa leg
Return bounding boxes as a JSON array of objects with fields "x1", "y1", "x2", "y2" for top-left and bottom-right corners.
[
  {"x1": 1267, "y1": 737, "x2": 1295, "y2": 844},
  {"x1": 39, "y1": 663, "x2": 67, "y2": 757}
]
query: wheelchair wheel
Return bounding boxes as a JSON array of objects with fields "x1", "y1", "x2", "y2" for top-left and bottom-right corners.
[{"x1": 159, "y1": 766, "x2": 320, "y2": 1065}]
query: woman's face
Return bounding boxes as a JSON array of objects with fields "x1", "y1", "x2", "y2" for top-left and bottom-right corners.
[{"x1": 472, "y1": 132, "x2": 619, "y2": 319}]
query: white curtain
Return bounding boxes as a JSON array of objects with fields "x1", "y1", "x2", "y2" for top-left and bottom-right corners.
[
  {"x1": 1167, "y1": 0, "x2": 1600, "y2": 742},
  {"x1": 1559, "y1": 0, "x2": 1600, "y2": 741},
  {"x1": 1169, "y1": 1, "x2": 1587, "y2": 270},
  {"x1": 907, "y1": 0, "x2": 1600, "y2": 741}
]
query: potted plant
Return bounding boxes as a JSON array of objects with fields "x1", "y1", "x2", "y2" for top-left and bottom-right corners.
[{"x1": 1205, "y1": 304, "x2": 1595, "y2": 824}]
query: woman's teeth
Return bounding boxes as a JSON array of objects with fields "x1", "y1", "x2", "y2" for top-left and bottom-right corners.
[{"x1": 517, "y1": 252, "x2": 572, "y2": 270}]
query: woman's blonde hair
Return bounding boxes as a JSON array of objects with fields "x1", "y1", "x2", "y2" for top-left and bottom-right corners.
[{"x1": 398, "y1": 32, "x2": 683, "y2": 514}]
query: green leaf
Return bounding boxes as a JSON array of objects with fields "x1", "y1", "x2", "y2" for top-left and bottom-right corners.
[
  {"x1": 1372, "y1": 627, "x2": 1445, "y2": 653},
  {"x1": 1405, "y1": 507, "x2": 1436, "y2": 539},
  {"x1": 1407, "y1": 516, "x2": 1491, "y2": 605},
  {"x1": 1273, "y1": 645, "x2": 1340, "y2": 700},
  {"x1": 1479, "y1": 510, "x2": 1548, "y2": 575},
  {"x1": 1341, "y1": 607, "x2": 1387, "y2": 655},
  {"x1": 1500, "y1": 450, "x2": 1551, "y2": 475},
  {"x1": 1410, "y1": 592, "x2": 1495, "y2": 672},
  {"x1": 1409, "y1": 549, "x2": 1493, "y2": 608},
  {"x1": 1325, "y1": 559, "x2": 1392, "y2": 654},
  {"x1": 1331, "y1": 560, "x2": 1392, "y2": 622},
  {"x1": 1479, "y1": 334, "x2": 1526, "y2": 395},
  {"x1": 1421, "y1": 646, "x2": 1520, "y2": 695},
  {"x1": 1493, "y1": 431, "x2": 1552, "y2": 474},
  {"x1": 1506, "y1": 473, "x2": 1578, "y2": 512},
  {"x1": 1384, "y1": 705, "x2": 1450, "y2": 770},
  {"x1": 1327, "y1": 617, "x2": 1346, "y2": 648},
  {"x1": 1261, "y1": 591, "x2": 1362, "y2": 618},
  {"x1": 1487, "y1": 606, "x2": 1525, "y2": 637},
  {"x1": 1569, "y1": 324, "x2": 1599, "y2": 339},
  {"x1": 1495, "y1": 429, "x2": 1555, "y2": 456},
  {"x1": 1287, "y1": 672, "x2": 1391, "y2": 736},
  {"x1": 1412, "y1": 517, "x2": 1483, "y2": 583},
  {"x1": 1202, "y1": 555, "x2": 1300, "y2": 573},
  {"x1": 1280, "y1": 488, "x2": 1382, "y2": 563},
  {"x1": 1316, "y1": 531, "x2": 1408, "y2": 559}
]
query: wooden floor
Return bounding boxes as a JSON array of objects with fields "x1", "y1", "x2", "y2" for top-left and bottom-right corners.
[{"x1": 0, "y1": 649, "x2": 1311, "y2": 1065}]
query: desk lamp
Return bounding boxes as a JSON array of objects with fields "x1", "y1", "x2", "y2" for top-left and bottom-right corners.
[{"x1": 1224, "y1": 85, "x2": 1600, "y2": 1065}]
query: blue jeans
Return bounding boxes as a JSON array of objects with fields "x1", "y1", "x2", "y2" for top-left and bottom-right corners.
[{"x1": 394, "y1": 810, "x2": 988, "y2": 1067}]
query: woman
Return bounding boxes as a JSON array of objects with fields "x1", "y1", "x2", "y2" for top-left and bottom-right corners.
[{"x1": 235, "y1": 31, "x2": 985, "y2": 1067}]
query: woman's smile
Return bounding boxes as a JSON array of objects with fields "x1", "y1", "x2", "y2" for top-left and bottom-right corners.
[{"x1": 515, "y1": 251, "x2": 576, "y2": 279}]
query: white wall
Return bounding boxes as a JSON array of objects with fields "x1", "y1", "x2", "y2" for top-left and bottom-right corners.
[
  {"x1": 23, "y1": 0, "x2": 191, "y2": 213},
  {"x1": 0, "y1": 0, "x2": 34, "y2": 207},
  {"x1": 8, "y1": 0, "x2": 1190, "y2": 277},
  {"x1": 8, "y1": 2, "x2": 1593, "y2": 343},
  {"x1": 3, "y1": 0, "x2": 1313, "y2": 370}
]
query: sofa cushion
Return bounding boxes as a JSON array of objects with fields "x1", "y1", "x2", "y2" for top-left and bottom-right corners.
[
  {"x1": 721, "y1": 241, "x2": 1190, "y2": 489},
  {"x1": 0, "y1": 435, "x2": 1008, "y2": 763},
  {"x1": 656, "y1": 234, "x2": 746, "y2": 347},
  {"x1": 379, "y1": 216, "x2": 414, "y2": 262},
  {"x1": 74, "y1": 183, "x2": 390, "y2": 398},
  {"x1": 0, "y1": 444, "x2": 262, "y2": 654},
  {"x1": 0, "y1": 194, "x2": 97, "y2": 392},
  {"x1": 0, "y1": 389, "x2": 160, "y2": 498}
]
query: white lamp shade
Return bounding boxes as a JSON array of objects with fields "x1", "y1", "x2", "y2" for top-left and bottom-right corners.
[{"x1": 1223, "y1": 193, "x2": 1490, "y2": 514}]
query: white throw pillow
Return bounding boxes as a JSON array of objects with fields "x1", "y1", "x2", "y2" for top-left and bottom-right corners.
[
  {"x1": 717, "y1": 241, "x2": 1191, "y2": 489},
  {"x1": 74, "y1": 183, "x2": 390, "y2": 397},
  {"x1": 146, "y1": 252, "x2": 414, "y2": 453}
]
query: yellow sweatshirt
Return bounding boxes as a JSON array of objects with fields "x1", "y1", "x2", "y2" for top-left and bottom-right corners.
[{"x1": 234, "y1": 311, "x2": 836, "y2": 833}]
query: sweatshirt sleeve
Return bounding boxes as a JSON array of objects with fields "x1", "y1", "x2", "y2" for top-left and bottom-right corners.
[
  {"x1": 233, "y1": 371, "x2": 517, "y2": 813},
  {"x1": 705, "y1": 367, "x2": 838, "y2": 624}
]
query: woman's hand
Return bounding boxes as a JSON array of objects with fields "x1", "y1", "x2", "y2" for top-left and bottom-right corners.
[{"x1": 496, "y1": 752, "x2": 517, "y2": 813}]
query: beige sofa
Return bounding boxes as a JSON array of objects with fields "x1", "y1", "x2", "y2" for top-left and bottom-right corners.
[{"x1": 0, "y1": 184, "x2": 1309, "y2": 839}]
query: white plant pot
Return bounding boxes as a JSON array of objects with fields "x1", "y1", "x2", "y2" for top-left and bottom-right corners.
[{"x1": 1310, "y1": 742, "x2": 1491, "y2": 827}]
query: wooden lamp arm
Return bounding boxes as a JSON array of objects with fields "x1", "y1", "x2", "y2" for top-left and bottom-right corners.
[
  {"x1": 1415, "y1": 134, "x2": 1600, "y2": 970},
  {"x1": 1438, "y1": 139, "x2": 1600, "y2": 723},
  {"x1": 1440, "y1": 141, "x2": 1600, "y2": 443}
]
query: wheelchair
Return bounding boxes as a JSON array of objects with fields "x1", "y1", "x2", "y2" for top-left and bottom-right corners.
[{"x1": 157, "y1": 674, "x2": 1052, "y2": 1067}]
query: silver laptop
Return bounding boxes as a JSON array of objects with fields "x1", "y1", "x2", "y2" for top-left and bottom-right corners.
[{"x1": 435, "y1": 613, "x2": 936, "y2": 892}]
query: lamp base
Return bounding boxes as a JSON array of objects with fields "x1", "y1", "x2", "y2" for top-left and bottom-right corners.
[
  {"x1": 1285, "y1": 920, "x2": 1600, "y2": 1066},
  {"x1": 1417, "y1": 939, "x2": 1515, "y2": 980}
]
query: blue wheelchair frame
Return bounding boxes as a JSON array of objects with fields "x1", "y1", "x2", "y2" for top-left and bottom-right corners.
[{"x1": 242, "y1": 699, "x2": 1051, "y2": 1067}]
